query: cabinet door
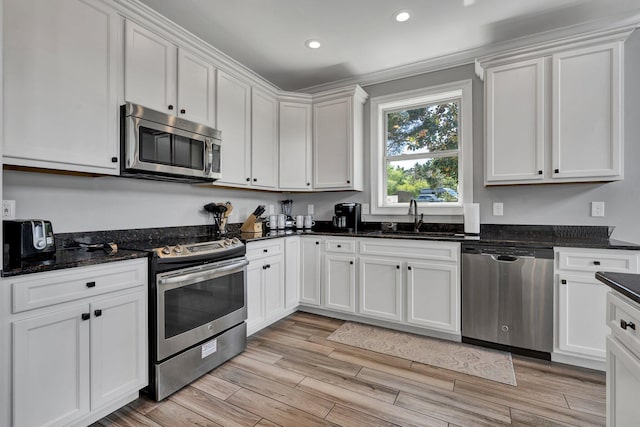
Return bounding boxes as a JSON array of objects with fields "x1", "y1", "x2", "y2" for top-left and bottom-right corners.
[
  {"x1": 284, "y1": 237, "x2": 301, "y2": 309},
  {"x1": 177, "y1": 49, "x2": 215, "y2": 126},
  {"x1": 485, "y1": 58, "x2": 545, "y2": 183},
  {"x1": 246, "y1": 261, "x2": 265, "y2": 332},
  {"x1": 264, "y1": 256, "x2": 285, "y2": 320},
  {"x1": 4, "y1": 0, "x2": 120, "y2": 174},
  {"x1": 358, "y1": 256, "x2": 403, "y2": 322},
  {"x1": 124, "y1": 20, "x2": 177, "y2": 114},
  {"x1": 407, "y1": 261, "x2": 460, "y2": 333},
  {"x1": 313, "y1": 97, "x2": 353, "y2": 189},
  {"x1": 324, "y1": 254, "x2": 356, "y2": 313},
  {"x1": 300, "y1": 238, "x2": 322, "y2": 306},
  {"x1": 607, "y1": 336, "x2": 640, "y2": 427},
  {"x1": 552, "y1": 43, "x2": 622, "y2": 179},
  {"x1": 13, "y1": 304, "x2": 90, "y2": 427},
  {"x1": 558, "y1": 274, "x2": 609, "y2": 359},
  {"x1": 216, "y1": 71, "x2": 252, "y2": 186},
  {"x1": 251, "y1": 90, "x2": 278, "y2": 189},
  {"x1": 90, "y1": 291, "x2": 147, "y2": 409},
  {"x1": 279, "y1": 102, "x2": 312, "y2": 190}
]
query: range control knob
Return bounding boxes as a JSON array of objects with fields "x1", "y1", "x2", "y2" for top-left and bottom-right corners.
[
  {"x1": 231, "y1": 237, "x2": 241, "y2": 245},
  {"x1": 161, "y1": 246, "x2": 171, "y2": 255},
  {"x1": 221, "y1": 239, "x2": 231, "y2": 247},
  {"x1": 173, "y1": 245, "x2": 184, "y2": 254}
]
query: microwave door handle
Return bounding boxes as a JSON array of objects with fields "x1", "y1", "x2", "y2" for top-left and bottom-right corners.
[
  {"x1": 159, "y1": 260, "x2": 249, "y2": 286},
  {"x1": 206, "y1": 139, "x2": 213, "y2": 175}
]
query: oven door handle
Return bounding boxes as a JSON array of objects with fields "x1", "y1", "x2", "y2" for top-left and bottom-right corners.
[{"x1": 159, "y1": 260, "x2": 249, "y2": 286}]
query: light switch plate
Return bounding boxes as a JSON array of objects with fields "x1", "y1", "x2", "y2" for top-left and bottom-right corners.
[
  {"x1": 591, "y1": 201, "x2": 605, "y2": 217},
  {"x1": 493, "y1": 202, "x2": 504, "y2": 216}
]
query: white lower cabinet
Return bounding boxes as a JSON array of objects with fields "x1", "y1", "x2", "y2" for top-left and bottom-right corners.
[
  {"x1": 554, "y1": 247, "x2": 640, "y2": 369},
  {"x1": 300, "y1": 237, "x2": 323, "y2": 306},
  {"x1": 358, "y1": 256, "x2": 403, "y2": 321},
  {"x1": 284, "y1": 236, "x2": 301, "y2": 309},
  {"x1": 406, "y1": 261, "x2": 460, "y2": 333},
  {"x1": 324, "y1": 253, "x2": 356, "y2": 313},
  {"x1": 246, "y1": 240, "x2": 286, "y2": 335},
  {"x1": 8, "y1": 259, "x2": 148, "y2": 427}
]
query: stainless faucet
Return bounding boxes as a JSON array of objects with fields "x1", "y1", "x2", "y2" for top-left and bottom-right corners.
[{"x1": 408, "y1": 198, "x2": 424, "y2": 232}]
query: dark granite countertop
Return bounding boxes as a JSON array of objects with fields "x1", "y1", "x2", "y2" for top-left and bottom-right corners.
[
  {"x1": 596, "y1": 272, "x2": 640, "y2": 305},
  {"x1": 4, "y1": 223, "x2": 639, "y2": 277},
  {"x1": 1, "y1": 247, "x2": 149, "y2": 277}
]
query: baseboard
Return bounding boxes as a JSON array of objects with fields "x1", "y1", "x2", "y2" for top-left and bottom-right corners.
[{"x1": 551, "y1": 351, "x2": 606, "y2": 371}]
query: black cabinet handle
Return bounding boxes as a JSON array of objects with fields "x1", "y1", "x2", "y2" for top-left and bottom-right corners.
[
  {"x1": 538, "y1": 170, "x2": 542, "y2": 175},
  {"x1": 315, "y1": 241, "x2": 319, "y2": 245},
  {"x1": 246, "y1": 177, "x2": 251, "y2": 182},
  {"x1": 180, "y1": 109, "x2": 186, "y2": 114},
  {"x1": 253, "y1": 178, "x2": 257, "y2": 182},
  {"x1": 267, "y1": 264, "x2": 271, "y2": 269},
  {"x1": 350, "y1": 261, "x2": 354, "y2": 265},
  {"x1": 593, "y1": 261, "x2": 601, "y2": 265},
  {"x1": 337, "y1": 245, "x2": 342, "y2": 248},
  {"x1": 94, "y1": 309, "x2": 102, "y2": 317},
  {"x1": 621, "y1": 319, "x2": 636, "y2": 330},
  {"x1": 396, "y1": 265, "x2": 400, "y2": 269},
  {"x1": 347, "y1": 180, "x2": 351, "y2": 184},
  {"x1": 307, "y1": 183, "x2": 310, "y2": 186},
  {"x1": 111, "y1": 157, "x2": 118, "y2": 163},
  {"x1": 168, "y1": 105, "x2": 174, "y2": 110},
  {"x1": 81, "y1": 313, "x2": 90, "y2": 321},
  {"x1": 561, "y1": 279, "x2": 567, "y2": 284},
  {"x1": 86, "y1": 281, "x2": 96, "y2": 288},
  {"x1": 263, "y1": 249, "x2": 268, "y2": 253},
  {"x1": 262, "y1": 265, "x2": 267, "y2": 270},
  {"x1": 554, "y1": 169, "x2": 559, "y2": 173},
  {"x1": 408, "y1": 266, "x2": 412, "y2": 270}
]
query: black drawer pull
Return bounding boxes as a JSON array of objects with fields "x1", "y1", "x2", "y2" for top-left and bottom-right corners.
[
  {"x1": 554, "y1": 168, "x2": 559, "y2": 173},
  {"x1": 350, "y1": 261, "x2": 354, "y2": 265},
  {"x1": 315, "y1": 241, "x2": 319, "y2": 245},
  {"x1": 263, "y1": 249, "x2": 268, "y2": 253},
  {"x1": 538, "y1": 170, "x2": 542, "y2": 175},
  {"x1": 180, "y1": 108, "x2": 186, "y2": 114},
  {"x1": 561, "y1": 279, "x2": 567, "y2": 285},
  {"x1": 94, "y1": 309, "x2": 102, "y2": 317},
  {"x1": 111, "y1": 157, "x2": 118, "y2": 163},
  {"x1": 408, "y1": 266, "x2": 412, "y2": 270},
  {"x1": 621, "y1": 319, "x2": 636, "y2": 330},
  {"x1": 168, "y1": 105, "x2": 174, "y2": 110},
  {"x1": 593, "y1": 261, "x2": 601, "y2": 265},
  {"x1": 396, "y1": 265, "x2": 400, "y2": 269},
  {"x1": 86, "y1": 281, "x2": 96, "y2": 288},
  {"x1": 337, "y1": 245, "x2": 342, "y2": 248},
  {"x1": 81, "y1": 313, "x2": 90, "y2": 321}
]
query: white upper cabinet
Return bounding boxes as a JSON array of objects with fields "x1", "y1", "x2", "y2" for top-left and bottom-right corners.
[
  {"x1": 3, "y1": 0, "x2": 120, "y2": 174},
  {"x1": 552, "y1": 43, "x2": 622, "y2": 179},
  {"x1": 313, "y1": 86, "x2": 368, "y2": 191},
  {"x1": 215, "y1": 71, "x2": 252, "y2": 186},
  {"x1": 177, "y1": 49, "x2": 216, "y2": 126},
  {"x1": 279, "y1": 99, "x2": 313, "y2": 191},
  {"x1": 251, "y1": 89, "x2": 278, "y2": 189},
  {"x1": 125, "y1": 21, "x2": 215, "y2": 126},
  {"x1": 480, "y1": 32, "x2": 628, "y2": 185},
  {"x1": 485, "y1": 58, "x2": 545, "y2": 183}
]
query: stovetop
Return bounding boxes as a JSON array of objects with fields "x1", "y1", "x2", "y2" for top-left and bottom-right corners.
[{"x1": 119, "y1": 235, "x2": 245, "y2": 264}]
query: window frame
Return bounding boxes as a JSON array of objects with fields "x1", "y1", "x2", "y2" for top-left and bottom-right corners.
[{"x1": 370, "y1": 79, "x2": 473, "y2": 216}]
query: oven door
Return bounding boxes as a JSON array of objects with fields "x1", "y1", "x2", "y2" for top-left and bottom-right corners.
[
  {"x1": 156, "y1": 257, "x2": 248, "y2": 361},
  {"x1": 125, "y1": 115, "x2": 218, "y2": 180}
]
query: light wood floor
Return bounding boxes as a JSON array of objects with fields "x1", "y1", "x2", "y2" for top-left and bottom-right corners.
[{"x1": 92, "y1": 312, "x2": 606, "y2": 427}]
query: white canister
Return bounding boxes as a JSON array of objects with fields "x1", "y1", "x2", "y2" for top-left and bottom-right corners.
[
  {"x1": 295, "y1": 215, "x2": 305, "y2": 228},
  {"x1": 277, "y1": 214, "x2": 286, "y2": 229},
  {"x1": 266, "y1": 214, "x2": 278, "y2": 229}
]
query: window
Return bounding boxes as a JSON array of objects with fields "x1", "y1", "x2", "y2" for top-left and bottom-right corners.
[{"x1": 370, "y1": 80, "x2": 473, "y2": 215}]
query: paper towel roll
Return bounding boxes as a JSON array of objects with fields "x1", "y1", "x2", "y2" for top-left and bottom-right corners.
[{"x1": 464, "y1": 203, "x2": 480, "y2": 234}]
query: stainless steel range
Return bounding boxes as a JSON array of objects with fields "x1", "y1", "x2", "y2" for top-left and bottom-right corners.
[{"x1": 128, "y1": 237, "x2": 247, "y2": 401}]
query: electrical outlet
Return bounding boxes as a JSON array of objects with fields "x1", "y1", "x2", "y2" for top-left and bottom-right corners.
[
  {"x1": 591, "y1": 201, "x2": 605, "y2": 217},
  {"x1": 493, "y1": 202, "x2": 504, "y2": 216},
  {"x1": 2, "y1": 200, "x2": 16, "y2": 220}
]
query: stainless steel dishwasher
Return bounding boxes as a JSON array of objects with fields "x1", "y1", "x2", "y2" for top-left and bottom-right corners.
[{"x1": 462, "y1": 244, "x2": 554, "y2": 358}]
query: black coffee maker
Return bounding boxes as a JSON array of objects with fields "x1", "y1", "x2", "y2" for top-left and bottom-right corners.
[{"x1": 333, "y1": 203, "x2": 362, "y2": 232}]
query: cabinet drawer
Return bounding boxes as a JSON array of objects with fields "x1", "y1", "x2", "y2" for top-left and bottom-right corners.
[
  {"x1": 325, "y1": 239, "x2": 356, "y2": 254},
  {"x1": 359, "y1": 238, "x2": 459, "y2": 262},
  {"x1": 12, "y1": 259, "x2": 147, "y2": 314},
  {"x1": 557, "y1": 249, "x2": 639, "y2": 273},
  {"x1": 247, "y1": 239, "x2": 284, "y2": 260},
  {"x1": 608, "y1": 291, "x2": 640, "y2": 357}
]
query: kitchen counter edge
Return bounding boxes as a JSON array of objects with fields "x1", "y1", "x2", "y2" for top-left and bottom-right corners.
[{"x1": 596, "y1": 271, "x2": 640, "y2": 305}]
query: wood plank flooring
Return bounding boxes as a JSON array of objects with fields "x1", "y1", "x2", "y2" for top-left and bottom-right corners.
[{"x1": 92, "y1": 312, "x2": 606, "y2": 427}]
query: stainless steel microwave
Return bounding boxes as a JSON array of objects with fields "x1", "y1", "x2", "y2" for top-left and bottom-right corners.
[{"x1": 121, "y1": 102, "x2": 221, "y2": 182}]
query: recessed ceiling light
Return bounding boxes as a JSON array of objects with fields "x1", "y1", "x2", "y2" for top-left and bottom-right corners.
[
  {"x1": 394, "y1": 10, "x2": 411, "y2": 22},
  {"x1": 305, "y1": 39, "x2": 321, "y2": 49}
]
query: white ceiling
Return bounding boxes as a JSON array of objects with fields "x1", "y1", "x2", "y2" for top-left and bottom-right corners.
[{"x1": 138, "y1": 0, "x2": 640, "y2": 91}]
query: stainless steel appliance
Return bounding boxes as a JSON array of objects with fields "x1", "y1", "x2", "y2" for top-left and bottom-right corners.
[
  {"x1": 121, "y1": 102, "x2": 221, "y2": 182},
  {"x1": 333, "y1": 203, "x2": 362, "y2": 232},
  {"x1": 4, "y1": 220, "x2": 56, "y2": 265},
  {"x1": 462, "y1": 244, "x2": 554, "y2": 359},
  {"x1": 125, "y1": 237, "x2": 247, "y2": 400}
]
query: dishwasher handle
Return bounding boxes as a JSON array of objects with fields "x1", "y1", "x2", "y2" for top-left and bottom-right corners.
[{"x1": 480, "y1": 253, "x2": 532, "y2": 262}]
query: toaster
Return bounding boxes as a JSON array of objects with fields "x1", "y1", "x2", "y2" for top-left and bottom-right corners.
[{"x1": 4, "y1": 220, "x2": 56, "y2": 264}]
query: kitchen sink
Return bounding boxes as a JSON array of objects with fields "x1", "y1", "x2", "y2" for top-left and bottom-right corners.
[{"x1": 366, "y1": 230, "x2": 463, "y2": 239}]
